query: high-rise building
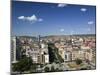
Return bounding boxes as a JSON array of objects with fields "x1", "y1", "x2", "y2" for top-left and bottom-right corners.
[
  {"x1": 11, "y1": 36, "x2": 17, "y2": 63},
  {"x1": 11, "y1": 36, "x2": 22, "y2": 63}
]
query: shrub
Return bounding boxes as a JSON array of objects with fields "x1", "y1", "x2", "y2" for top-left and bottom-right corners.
[
  {"x1": 44, "y1": 67, "x2": 50, "y2": 72},
  {"x1": 75, "y1": 59, "x2": 82, "y2": 65}
]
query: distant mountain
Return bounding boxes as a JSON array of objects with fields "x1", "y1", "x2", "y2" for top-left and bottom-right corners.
[
  {"x1": 13, "y1": 34, "x2": 96, "y2": 39},
  {"x1": 16, "y1": 36, "x2": 37, "y2": 40},
  {"x1": 72, "y1": 34, "x2": 96, "y2": 37},
  {"x1": 42, "y1": 34, "x2": 96, "y2": 38}
]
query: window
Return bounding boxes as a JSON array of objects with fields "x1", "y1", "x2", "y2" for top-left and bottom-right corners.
[{"x1": 65, "y1": 55, "x2": 67, "y2": 59}]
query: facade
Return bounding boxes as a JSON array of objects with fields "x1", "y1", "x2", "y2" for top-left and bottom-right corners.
[
  {"x1": 11, "y1": 36, "x2": 17, "y2": 63},
  {"x1": 64, "y1": 51, "x2": 71, "y2": 62},
  {"x1": 44, "y1": 54, "x2": 49, "y2": 63},
  {"x1": 14, "y1": 36, "x2": 50, "y2": 64},
  {"x1": 85, "y1": 49, "x2": 93, "y2": 61},
  {"x1": 40, "y1": 43, "x2": 49, "y2": 64},
  {"x1": 71, "y1": 50, "x2": 85, "y2": 61}
]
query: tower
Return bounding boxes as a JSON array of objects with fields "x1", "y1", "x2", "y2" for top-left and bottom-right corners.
[{"x1": 38, "y1": 35, "x2": 41, "y2": 48}]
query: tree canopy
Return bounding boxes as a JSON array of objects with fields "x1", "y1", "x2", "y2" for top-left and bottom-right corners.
[{"x1": 12, "y1": 56, "x2": 33, "y2": 72}]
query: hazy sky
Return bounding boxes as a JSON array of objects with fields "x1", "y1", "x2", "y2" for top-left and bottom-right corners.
[{"x1": 12, "y1": 1, "x2": 96, "y2": 36}]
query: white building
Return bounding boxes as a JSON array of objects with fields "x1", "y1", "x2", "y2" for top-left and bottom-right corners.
[
  {"x1": 64, "y1": 51, "x2": 71, "y2": 62},
  {"x1": 11, "y1": 36, "x2": 17, "y2": 63},
  {"x1": 85, "y1": 49, "x2": 93, "y2": 61},
  {"x1": 44, "y1": 54, "x2": 49, "y2": 63},
  {"x1": 40, "y1": 43, "x2": 49, "y2": 64}
]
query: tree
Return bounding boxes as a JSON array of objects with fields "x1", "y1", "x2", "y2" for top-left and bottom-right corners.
[
  {"x1": 12, "y1": 56, "x2": 33, "y2": 73},
  {"x1": 51, "y1": 66, "x2": 55, "y2": 72},
  {"x1": 48, "y1": 43, "x2": 57, "y2": 63},
  {"x1": 48, "y1": 43, "x2": 64, "y2": 63},
  {"x1": 80, "y1": 68, "x2": 88, "y2": 70},
  {"x1": 75, "y1": 59, "x2": 82, "y2": 65},
  {"x1": 44, "y1": 67, "x2": 50, "y2": 72},
  {"x1": 55, "y1": 68, "x2": 59, "y2": 72},
  {"x1": 30, "y1": 64, "x2": 38, "y2": 73}
]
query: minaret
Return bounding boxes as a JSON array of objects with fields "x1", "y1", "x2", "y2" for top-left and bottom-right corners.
[
  {"x1": 38, "y1": 35, "x2": 42, "y2": 63},
  {"x1": 38, "y1": 35, "x2": 41, "y2": 48}
]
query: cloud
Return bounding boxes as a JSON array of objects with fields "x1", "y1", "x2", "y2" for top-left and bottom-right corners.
[
  {"x1": 80, "y1": 8, "x2": 87, "y2": 12},
  {"x1": 60, "y1": 28, "x2": 65, "y2": 32},
  {"x1": 18, "y1": 14, "x2": 43, "y2": 23},
  {"x1": 26, "y1": 15, "x2": 37, "y2": 21},
  {"x1": 57, "y1": 3, "x2": 67, "y2": 7},
  {"x1": 38, "y1": 18, "x2": 43, "y2": 22},
  {"x1": 18, "y1": 16, "x2": 25, "y2": 20},
  {"x1": 88, "y1": 21, "x2": 94, "y2": 25}
]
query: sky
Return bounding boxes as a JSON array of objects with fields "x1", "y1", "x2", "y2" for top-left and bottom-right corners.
[{"x1": 12, "y1": 1, "x2": 96, "y2": 36}]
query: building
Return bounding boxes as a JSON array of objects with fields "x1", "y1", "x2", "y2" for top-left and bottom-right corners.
[
  {"x1": 85, "y1": 49, "x2": 93, "y2": 62},
  {"x1": 11, "y1": 36, "x2": 17, "y2": 63},
  {"x1": 40, "y1": 43, "x2": 49, "y2": 64},
  {"x1": 71, "y1": 49, "x2": 86, "y2": 61},
  {"x1": 64, "y1": 51, "x2": 71, "y2": 62},
  {"x1": 22, "y1": 37, "x2": 49, "y2": 64},
  {"x1": 11, "y1": 36, "x2": 24, "y2": 63}
]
